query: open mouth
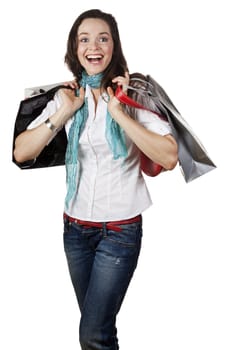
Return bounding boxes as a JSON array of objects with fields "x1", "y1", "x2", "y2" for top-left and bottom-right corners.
[{"x1": 86, "y1": 54, "x2": 103, "y2": 63}]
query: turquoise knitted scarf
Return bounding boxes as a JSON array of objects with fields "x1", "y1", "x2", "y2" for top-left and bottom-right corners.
[{"x1": 65, "y1": 71, "x2": 127, "y2": 208}]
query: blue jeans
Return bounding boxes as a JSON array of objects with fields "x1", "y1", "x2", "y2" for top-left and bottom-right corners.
[{"x1": 63, "y1": 216, "x2": 143, "y2": 350}]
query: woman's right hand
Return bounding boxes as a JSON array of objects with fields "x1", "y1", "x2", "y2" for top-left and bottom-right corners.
[
  {"x1": 58, "y1": 86, "x2": 85, "y2": 123},
  {"x1": 14, "y1": 86, "x2": 85, "y2": 164}
]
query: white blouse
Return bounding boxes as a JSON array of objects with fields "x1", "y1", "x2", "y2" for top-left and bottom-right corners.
[{"x1": 28, "y1": 85, "x2": 172, "y2": 221}]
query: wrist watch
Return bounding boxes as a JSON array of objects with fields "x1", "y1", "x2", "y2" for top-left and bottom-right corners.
[{"x1": 44, "y1": 118, "x2": 57, "y2": 132}]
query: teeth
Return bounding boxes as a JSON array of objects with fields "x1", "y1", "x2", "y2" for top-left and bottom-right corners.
[{"x1": 86, "y1": 55, "x2": 102, "y2": 59}]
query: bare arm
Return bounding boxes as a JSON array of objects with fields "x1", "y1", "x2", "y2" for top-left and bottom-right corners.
[{"x1": 14, "y1": 87, "x2": 85, "y2": 163}]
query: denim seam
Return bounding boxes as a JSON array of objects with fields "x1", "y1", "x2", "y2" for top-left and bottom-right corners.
[{"x1": 103, "y1": 237, "x2": 136, "y2": 248}]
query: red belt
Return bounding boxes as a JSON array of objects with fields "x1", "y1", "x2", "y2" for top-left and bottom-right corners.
[{"x1": 63, "y1": 213, "x2": 141, "y2": 232}]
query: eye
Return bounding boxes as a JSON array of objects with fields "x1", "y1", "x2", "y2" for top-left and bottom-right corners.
[
  {"x1": 79, "y1": 37, "x2": 89, "y2": 43},
  {"x1": 99, "y1": 37, "x2": 108, "y2": 43}
]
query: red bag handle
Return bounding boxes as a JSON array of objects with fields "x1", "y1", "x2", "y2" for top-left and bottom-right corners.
[
  {"x1": 115, "y1": 86, "x2": 163, "y2": 177},
  {"x1": 115, "y1": 86, "x2": 164, "y2": 119}
]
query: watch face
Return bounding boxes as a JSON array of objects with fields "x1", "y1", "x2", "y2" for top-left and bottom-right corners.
[{"x1": 45, "y1": 118, "x2": 56, "y2": 132}]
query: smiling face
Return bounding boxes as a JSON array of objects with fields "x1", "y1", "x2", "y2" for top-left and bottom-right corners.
[{"x1": 77, "y1": 18, "x2": 114, "y2": 76}]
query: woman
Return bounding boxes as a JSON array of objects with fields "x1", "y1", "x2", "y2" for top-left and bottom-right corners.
[{"x1": 14, "y1": 9, "x2": 178, "y2": 350}]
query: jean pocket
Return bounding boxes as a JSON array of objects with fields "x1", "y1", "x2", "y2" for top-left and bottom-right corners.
[
  {"x1": 63, "y1": 219, "x2": 84, "y2": 234},
  {"x1": 106, "y1": 222, "x2": 142, "y2": 248}
]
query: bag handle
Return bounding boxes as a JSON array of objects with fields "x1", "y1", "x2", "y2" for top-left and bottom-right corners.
[{"x1": 115, "y1": 86, "x2": 164, "y2": 119}]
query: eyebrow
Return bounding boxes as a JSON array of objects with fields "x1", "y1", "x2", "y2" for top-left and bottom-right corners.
[{"x1": 78, "y1": 31, "x2": 111, "y2": 37}]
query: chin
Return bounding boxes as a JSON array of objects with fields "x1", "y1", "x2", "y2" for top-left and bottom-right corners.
[{"x1": 86, "y1": 68, "x2": 104, "y2": 76}]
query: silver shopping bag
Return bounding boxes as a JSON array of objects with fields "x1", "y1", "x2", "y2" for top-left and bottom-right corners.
[{"x1": 116, "y1": 73, "x2": 216, "y2": 182}]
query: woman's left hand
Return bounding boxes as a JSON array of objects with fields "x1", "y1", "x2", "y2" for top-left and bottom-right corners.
[
  {"x1": 107, "y1": 72, "x2": 129, "y2": 117},
  {"x1": 63, "y1": 79, "x2": 79, "y2": 89},
  {"x1": 112, "y1": 71, "x2": 129, "y2": 93}
]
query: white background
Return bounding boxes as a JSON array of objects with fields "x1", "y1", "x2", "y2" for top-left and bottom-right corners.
[{"x1": 1, "y1": 0, "x2": 232, "y2": 349}]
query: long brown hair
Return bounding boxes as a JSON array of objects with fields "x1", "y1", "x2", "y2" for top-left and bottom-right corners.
[{"x1": 65, "y1": 9, "x2": 128, "y2": 91}]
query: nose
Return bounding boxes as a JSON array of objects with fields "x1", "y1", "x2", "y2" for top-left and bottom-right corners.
[{"x1": 88, "y1": 39, "x2": 99, "y2": 50}]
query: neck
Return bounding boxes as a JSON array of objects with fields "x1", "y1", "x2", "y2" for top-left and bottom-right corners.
[{"x1": 81, "y1": 71, "x2": 103, "y2": 89}]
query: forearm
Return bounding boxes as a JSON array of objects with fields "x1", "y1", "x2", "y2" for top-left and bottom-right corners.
[
  {"x1": 112, "y1": 109, "x2": 178, "y2": 170},
  {"x1": 13, "y1": 106, "x2": 68, "y2": 163},
  {"x1": 14, "y1": 86, "x2": 85, "y2": 164}
]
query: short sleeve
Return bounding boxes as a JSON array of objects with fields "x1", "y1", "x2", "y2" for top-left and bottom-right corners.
[
  {"x1": 136, "y1": 109, "x2": 172, "y2": 136},
  {"x1": 27, "y1": 92, "x2": 62, "y2": 130}
]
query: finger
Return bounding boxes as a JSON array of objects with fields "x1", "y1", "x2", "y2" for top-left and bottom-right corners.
[
  {"x1": 111, "y1": 76, "x2": 125, "y2": 84},
  {"x1": 79, "y1": 86, "x2": 85, "y2": 100},
  {"x1": 112, "y1": 74, "x2": 129, "y2": 88},
  {"x1": 72, "y1": 80, "x2": 78, "y2": 89},
  {"x1": 122, "y1": 72, "x2": 129, "y2": 93},
  {"x1": 63, "y1": 80, "x2": 77, "y2": 89},
  {"x1": 125, "y1": 71, "x2": 130, "y2": 80},
  {"x1": 63, "y1": 81, "x2": 71, "y2": 87},
  {"x1": 63, "y1": 88, "x2": 75, "y2": 96},
  {"x1": 107, "y1": 86, "x2": 114, "y2": 98},
  {"x1": 69, "y1": 82, "x2": 77, "y2": 89},
  {"x1": 111, "y1": 77, "x2": 119, "y2": 84}
]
